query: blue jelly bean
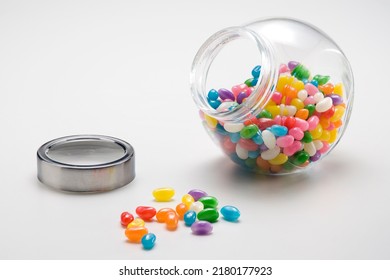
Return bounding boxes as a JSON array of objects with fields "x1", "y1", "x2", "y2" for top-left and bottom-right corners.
[
  {"x1": 252, "y1": 133, "x2": 264, "y2": 145},
  {"x1": 252, "y1": 65, "x2": 261, "y2": 78},
  {"x1": 251, "y1": 78, "x2": 258, "y2": 87},
  {"x1": 184, "y1": 210, "x2": 197, "y2": 226},
  {"x1": 248, "y1": 150, "x2": 260, "y2": 159},
  {"x1": 269, "y1": 125, "x2": 288, "y2": 136},
  {"x1": 208, "y1": 99, "x2": 221, "y2": 109},
  {"x1": 141, "y1": 233, "x2": 156, "y2": 250},
  {"x1": 310, "y1": 80, "x2": 319, "y2": 87},
  {"x1": 216, "y1": 123, "x2": 229, "y2": 136},
  {"x1": 229, "y1": 132, "x2": 241, "y2": 143},
  {"x1": 302, "y1": 79, "x2": 309, "y2": 84},
  {"x1": 208, "y1": 89, "x2": 219, "y2": 101},
  {"x1": 220, "y1": 205, "x2": 241, "y2": 222}
]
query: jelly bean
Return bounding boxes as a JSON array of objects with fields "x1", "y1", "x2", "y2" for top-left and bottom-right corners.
[
  {"x1": 244, "y1": 116, "x2": 259, "y2": 126},
  {"x1": 304, "y1": 83, "x2": 318, "y2": 96},
  {"x1": 245, "y1": 78, "x2": 254, "y2": 87},
  {"x1": 302, "y1": 131, "x2": 313, "y2": 143},
  {"x1": 125, "y1": 226, "x2": 148, "y2": 243},
  {"x1": 232, "y1": 84, "x2": 248, "y2": 96},
  {"x1": 328, "y1": 129, "x2": 337, "y2": 143},
  {"x1": 311, "y1": 124, "x2": 323, "y2": 139},
  {"x1": 313, "y1": 75, "x2": 330, "y2": 86},
  {"x1": 283, "y1": 141, "x2": 302, "y2": 156},
  {"x1": 236, "y1": 92, "x2": 248, "y2": 104},
  {"x1": 188, "y1": 189, "x2": 208, "y2": 201},
  {"x1": 220, "y1": 206, "x2": 241, "y2": 222},
  {"x1": 271, "y1": 91, "x2": 283, "y2": 104},
  {"x1": 288, "y1": 127, "x2": 304, "y2": 140},
  {"x1": 295, "y1": 109, "x2": 309, "y2": 120},
  {"x1": 198, "y1": 196, "x2": 218, "y2": 209},
  {"x1": 152, "y1": 187, "x2": 175, "y2": 202},
  {"x1": 333, "y1": 83, "x2": 343, "y2": 96},
  {"x1": 307, "y1": 116, "x2": 319, "y2": 131},
  {"x1": 245, "y1": 158, "x2": 256, "y2": 168},
  {"x1": 319, "y1": 116, "x2": 331, "y2": 129},
  {"x1": 236, "y1": 143, "x2": 249, "y2": 160},
  {"x1": 269, "y1": 125, "x2": 288, "y2": 136},
  {"x1": 269, "y1": 153, "x2": 288, "y2": 165},
  {"x1": 208, "y1": 99, "x2": 222, "y2": 109},
  {"x1": 304, "y1": 142, "x2": 316, "y2": 156},
  {"x1": 291, "y1": 98, "x2": 304, "y2": 110},
  {"x1": 165, "y1": 212, "x2": 179, "y2": 230},
  {"x1": 248, "y1": 150, "x2": 260, "y2": 159},
  {"x1": 321, "y1": 106, "x2": 335, "y2": 119},
  {"x1": 283, "y1": 116, "x2": 295, "y2": 129},
  {"x1": 218, "y1": 88, "x2": 235, "y2": 100},
  {"x1": 279, "y1": 63, "x2": 290, "y2": 73},
  {"x1": 320, "y1": 141, "x2": 330, "y2": 154},
  {"x1": 252, "y1": 65, "x2": 261, "y2": 78},
  {"x1": 257, "y1": 118, "x2": 276, "y2": 130},
  {"x1": 252, "y1": 132, "x2": 264, "y2": 145},
  {"x1": 222, "y1": 137, "x2": 236, "y2": 154},
  {"x1": 304, "y1": 96, "x2": 316, "y2": 105},
  {"x1": 292, "y1": 64, "x2": 310, "y2": 81},
  {"x1": 330, "y1": 105, "x2": 345, "y2": 122},
  {"x1": 318, "y1": 83, "x2": 334, "y2": 95},
  {"x1": 217, "y1": 101, "x2": 237, "y2": 112},
  {"x1": 261, "y1": 146, "x2": 280, "y2": 160},
  {"x1": 265, "y1": 105, "x2": 280, "y2": 117},
  {"x1": 276, "y1": 135, "x2": 294, "y2": 148},
  {"x1": 240, "y1": 124, "x2": 259, "y2": 139},
  {"x1": 310, "y1": 151, "x2": 321, "y2": 162},
  {"x1": 216, "y1": 123, "x2": 229, "y2": 136},
  {"x1": 190, "y1": 201, "x2": 204, "y2": 213},
  {"x1": 297, "y1": 89, "x2": 308, "y2": 101},
  {"x1": 276, "y1": 75, "x2": 294, "y2": 92},
  {"x1": 256, "y1": 157, "x2": 270, "y2": 170},
  {"x1": 285, "y1": 105, "x2": 297, "y2": 116},
  {"x1": 313, "y1": 92, "x2": 324, "y2": 103},
  {"x1": 141, "y1": 233, "x2": 156, "y2": 250},
  {"x1": 238, "y1": 138, "x2": 258, "y2": 151},
  {"x1": 258, "y1": 110, "x2": 273, "y2": 119},
  {"x1": 313, "y1": 140, "x2": 323, "y2": 150},
  {"x1": 305, "y1": 104, "x2": 316, "y2": 117},
  {"x1": 294, "y1": 118, "x2": 309, "y2": 131},
  {"x1": 182, "y1": 194, "x2": 195, "y2": 208},
  {"x1": 288, "y1": 61, "x2": 299, "y2": 70},
  {"x1": 329, "y1": 94, "x2": 343, "y2": 106},
  {"x1": 270, "y1": 164, "x2": 283, "y2": 173},
  {"x1": 292, "y1": 80, "x2": 305, "y2": 91},
  {"x1": 284, "y1": 84, "x2": 298, "y2": 99},
  {"x1": 310, "y1": 79, "x2": 318, "y2": 87},
  {"x1": 175, "y1": 203, "x2": 188, "y2": 220},
  {"x1": 136, "y1": 206, "x2": 156, "y2": 221},
  {"x1": 207, "y1": 89, "x2": 219, "y2": 100},
  {"x1": 191, "y1": 221, "x2": 213, "y2": 235},
  {"x1": 127, "y1": 217, "x2": 145, "y2": 228},
  {"x1": 326, "y1": 123, "x2": 335, "y2": 131},
  {"x1": 290, "y1": 150, "x2": 310, "y2": 165},
  {"x1": 204, "y1": 114, "x2": 218, "y2": 128},
  {"x1": 197, "y1": 208, "x2": 219, "y2": 223},
  {"x1": 120, "y1": 212, "x2": 134, "y2": 227},
  {"x1": 318, "y1": 130, "x2": 331, "y2": 141},
  {"x1": 230, "y1": 132, "x2": 241, "y2": 143},
  {"x1": 333, "y1": 119, "x2": 343, "y2": 129},
  {"x1": 262, "y1": 130, "x2": 276, "y2": 149},
  {"x1": 156, "y1": 208, "x2": 176, "y2": 223},
  {"x1": 184, "y1": 210, "x2": 197, "y2": 226}
]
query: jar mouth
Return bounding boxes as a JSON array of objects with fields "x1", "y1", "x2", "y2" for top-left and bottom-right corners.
[{"x1": 190, "y1": 26, "x2": 279, "y2": 122}]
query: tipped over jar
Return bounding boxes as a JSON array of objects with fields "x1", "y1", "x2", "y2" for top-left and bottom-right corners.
[{"x1": 190, "y1": 18, "x2": 353, "y2": 175}]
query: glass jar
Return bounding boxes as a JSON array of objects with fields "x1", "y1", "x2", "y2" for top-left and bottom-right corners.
[{"x1": 190, "y1": 18, "x2": 354, "y2": 175}]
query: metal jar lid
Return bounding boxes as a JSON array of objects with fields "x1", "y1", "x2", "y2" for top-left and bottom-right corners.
[{"x1": 37, "y1": 135, "x2": 135, "y2": 192}]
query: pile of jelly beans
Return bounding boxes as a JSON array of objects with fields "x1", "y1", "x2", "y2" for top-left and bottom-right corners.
[
  {"x1": 120, "y1": 187, "x2": 240, "y2": 250},
  {"x1": 202, "y1": 62, "x2": 346, "y2": 174}
]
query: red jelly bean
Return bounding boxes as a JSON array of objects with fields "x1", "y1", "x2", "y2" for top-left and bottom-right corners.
[
  {"x1": 284, "y1": 116, "x2": 296, "y2": 129},
  {"x1": 257, "y1": 118, "x2": 276, "y2": 130},
  {"x1": 120, "y1": 212, "x2": 134, "y2": 227},
  {"x1": 321, "y1": 106, "x2": 335, "y2": 119},
  {"x1": 136, "y1": 206, "x2": 156, "y2": 221}
]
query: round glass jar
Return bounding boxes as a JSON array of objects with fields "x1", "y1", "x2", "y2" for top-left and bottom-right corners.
[{"x1": 190, "y1": 18, "x2": 354, "y2": 175}]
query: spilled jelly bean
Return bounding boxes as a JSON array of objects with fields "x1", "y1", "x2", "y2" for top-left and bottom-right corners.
[
  {"x1": 220, "y1": 206, "x2": 241, "y2": 222},
  {"x1": 182, "y1": 194, "x2": 195, "y2": 208},
  {"x1": 127, "y1": 217, "x2": 145, "y2": 228},
  {"x1": 188, "y1": 189, "x2": 208, "y2": 201},
  {"x1": 125, "y1": 226, "x2": 148, "y2": 243},
  {"x1": 191, "y1": 221, "x2": 213, "y2": 235},
  {"x1": 152, "y1": 187, "x2": 175, "y2": 202},
  {"x1": 184, "y1": 210, "x2": 197, "y2": 226},
  {"x1": 156, "y1": 208, "x2": 175, "y2": 223},
  {"x1": 198, "y1": 196, "x2": 218, "y2": 209},
  {"x1": 141, "y1": 233, "x2": 156, "y2": 250},
  {"x1": 197, "y1": 208, "x2": 219, "y2": 223},
  {"x1": 120, "y1": 212, "x2": 134, "y2": 227},
  {"x1": 175, "y1": 203, "x2": 189, "y2": 219},
  {"x1": 136, "y1": 206, "x2": 156, "y2": 221},
  {"x1": 165, "y1": 212, "x2": 179, "y2": 230}
]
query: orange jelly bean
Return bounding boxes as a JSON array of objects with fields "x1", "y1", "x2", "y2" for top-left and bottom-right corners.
[
  {"x1": 283, "y1": 84, "x2": 298, "y2": 99},
  {"x1": 125, "y1": 226, "x2": 148, "y2": 243},
  {"x1": 318, "y1": 83, "x2": 334, "y2": 95},
  {"x1": 175, "y1": 203, "x2": 189, "y2": 219},
  {"x1": 295, "y1": 109, "x2": 309, "y2": 120},
  {"x1": 256, "y1": 157, "x2": 270, "y2": 171},
  {"x1": 156, "y1": 208, "x2": 175, "y2": 223},
  {"x1": 165, "y1": 212, "x2": 179, "y2": 230}
]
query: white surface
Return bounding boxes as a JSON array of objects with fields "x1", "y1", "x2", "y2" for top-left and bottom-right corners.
[{"x1": 1, "y1": 0, "x2": 389, "y2": 259}]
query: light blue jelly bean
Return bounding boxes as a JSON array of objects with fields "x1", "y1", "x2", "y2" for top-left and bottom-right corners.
[
  {"x1": 141, "y1": 233, "x2": 156, "y2": 250},
  {"x1": 252, "y1": 65, "x2": 261, "y2": 78},
  {"x1": 216, "y1": 123, "x2": 228, "y2": 136},
  {"x1": 269, "y1": 125, "x2": 288, "y2": 136},
  {"x1": 220, "y1": 205, "x2": 241, "y2": 222},
  {"x1": 248, "y1": 150, "x2": 260, "y2": 159},
  {"x1": 208, "y1": 99, "x2": 221, "y2": 109},
  {"x1": 184, "y1": 210, "x2": 197, "y2": 226},
  {"x1": 208, "y1": 89, "x2": 219, "y2": 101},
  {"x1": 252, "y1": 133, "x2": 264, "y2": 145},
  {"x1": 302, "y1": 79, "x2": 309, "y2": 84},
  {"x1": 310, "y1": 80, "x2": 319, "y2": 87},
  {"x1": 229, "y1": 132, "x2": 241, "y2": 143},
  {"x1": 251, "y1": 78, "x2": 258, "y2": 87}
]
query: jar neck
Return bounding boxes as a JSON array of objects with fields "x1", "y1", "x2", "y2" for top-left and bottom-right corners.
[{"x1": 190, "y1": 26, "x2": 279, "y2": 123}]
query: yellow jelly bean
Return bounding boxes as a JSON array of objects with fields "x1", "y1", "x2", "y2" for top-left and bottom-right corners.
[
  {"x1": 204, "y1": 114, "x2": 218, "y2": 128},
  {"x1": 265, "y1": 105, "x2": 280, "y2": 118},
  {"x1": 318, "y1": 130, "x2": 331, "y2": 142},
  {"x1": 333, "y1": 83, "x2": 344, "y2": 96},
  {"x1": 125, "y1": 226, "x2": 148, "y2": 243},
  {"x1": 311, "y1": 124, "x2": 323, "y2": 139},
  {"x1": 328, "y1": 129, "x2": 338, "y2": 143},
  {"x1": 182, "y1": 194, "x2": 194, "y2": 208},
  {"x1": 152, "y1": 187, "x2": 175, "y2": 202},
  {"x1": 291, "y1": 79, "x2": 305, "y2": 91},
  {"x1": 127, "y1": 217, "x2": 145, "y2": 228},
  {"x1": 268, "y1": 153, "x2": 288, "y2": 165},
  {"x1": 291, "y1": 98, "x2": 304, "y2": 110},
  {"x1": 330, "y1": 105, "x2": 345, "y2": 122},
  {"x1": 276, "y1": 75, "x2": 294, "y2": 92}
]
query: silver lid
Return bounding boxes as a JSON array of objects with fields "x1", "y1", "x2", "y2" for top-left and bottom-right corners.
[{"x1": 37, "y1": 135, "x2": 135, "y2": 192}]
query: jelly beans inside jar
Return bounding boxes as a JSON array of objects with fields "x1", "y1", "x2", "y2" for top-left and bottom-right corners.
[{"x1": 190, "y1": 18, "x2": 354, "y2": 175}]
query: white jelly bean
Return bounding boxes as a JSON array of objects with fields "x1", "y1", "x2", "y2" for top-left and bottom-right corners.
[
  {"x1": 316, "y1": 97, "x2": 333, "y2": 113},
  {"x1": 286, "y1": 105, "x2": 297, "y2": 116},
  {"x1": 297, "y1": 89, "x2": 308, "y2": 101},
  {"x1": 190, "y1": 201, "x2": 204, "y2": 213},
  {"x1": 313, "y1": 140, "x2": 323, "y2": 150},
  {"x1": 304, "y1": 142, "x2": 316, "y2": 156},
  {"x1": 217, "y1": 101, "x2": 237, "y2": 112},
  {"x1": 262, "y1": 130, "x2": 276, "y2": 149},
  {"x1": 236, "y1": 143, "x2": 249, "y2": 160},
  {"x1": 224, "y1": 122, "x2": 244, "y2": 133},
  {"x1": 261, "y1": 146, "x2": 281, "y2": 160},
  {"x1": 313, "y1": 92, "x2": 324, "y2": 103}
]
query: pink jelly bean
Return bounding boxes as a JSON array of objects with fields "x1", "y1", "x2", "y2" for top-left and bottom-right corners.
[
  {"x1": 279, "y1": 64, "x2": 290, "y2": 74},
  {"x1": 222, "y1": 137, "x2": 236, "y2": 154},
  {"x1": 238, "y1": 138, "x2": 258, "y2": 151},
  {"x1": 307, "y1": 116, "x2": 319, "y2": 131},
  {"x1": 232, "y1": 84, "x2": 248, "y2": 97},
  {"x1": 284, "y1": 141, "x2": 303, "y2": 156},
  {"x1": 304, "y1": 96, "x2": 316, "y2": 105},
  {"x1": 244, "y1": 87, "x2": 254, "y2": 95},
  {"x1": 276, "y1": 135, "x2": 294, "y2": 148},
  {"x1": 304, "y1": 83, "x2": 319, "y2": 96},
  {"x1": 319, "y1": 141, "x2": 330, "y2": 154},
  {"x1": 257, "y1": 118, "x2": 276, "y2": 130},
  {"x1": 271, "y1": 91, "x2": 283, "y2": 104},
  {"x1": 294, "y1": 118, "x2": 309, "y2": 131},
  {"x1": 273, "y1": 115, "x2": 283, "y2": 125},
  {"x1": 288, "y1": 127, "x2": 304, "y2": 140},
  {"x1": 326, "y1": 123, "x2": 335, "y2": 131}
]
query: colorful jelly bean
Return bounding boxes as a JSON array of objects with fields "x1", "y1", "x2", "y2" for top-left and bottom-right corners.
[
  {"x1": 182, "y1": 194, "x2": 194, "y2": 208},
  {"x1": 191, "y1": 221, "x2": 213, "y2": 235},
  {"x1": 198, "y1": 196, "x2": 218, "y2": 209},
  {"x1": 152, "y1": 187, "x2": 175, "y2": 202},
  {"x1": 156, "y1": 208, "x2": 175, "y2": 223},
  {"x1": 220, "y1": 206, "x2": 241, "y2": 222},
  {"x1": 184, "y1": 210, "x2": 197, "y2": 226},
  {"x1": 141, "y1": 233, "x2": 156, "y2": 250},
  {"x1": 175, "y1": 203, "x2": 189, "y2": 219},
  {"x1": 188, "y1": 189, "x2": 208, "y2": 201},
  {"x1": 135, "y1": 206, "x2": 156, "y2": 221},
  {"x1": 165, "y1": 212, "x2": 179, "y2": 230},
  {"x1": 197, "y1": 208, "x2": 219, "y2": 223},
  {"x1": 190, "y1": 201, "x2": 204, "y2": 213},
  {"x1": 120, "y1": 212, "x2": 134, "y2": 227},
  {"x1": 127, "y1": 217, "x2": 145, "y2": 228},
  {"x1": 125, "y1": 226, "x2": 148, "y2": 243}
]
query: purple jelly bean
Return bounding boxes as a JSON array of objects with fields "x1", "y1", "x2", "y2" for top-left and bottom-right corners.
[
  {"x1": 188, "y1": 189, "x2": 208, "y2": 201},
  {"x1": 236, "y1": 92, "x2": 248, "y2": 104},
  {"x1": 191, "y1": 221, "x2": 213, "y2": 235},
  {"x1": 218, "y1": 88, "x2": 235, "y2": 101},
  {"x1": 329, "y1": 94, "x2": 343, "y2": 106},
  {"x1": 310, "y1": 151, "x2": 321, "y2": 162},
  {"x1": 259, "y1": 143, "x2": 268, "y2": 152},
  {"x1": 288, "y1": 61, "x2": 299, "y2": 71}
]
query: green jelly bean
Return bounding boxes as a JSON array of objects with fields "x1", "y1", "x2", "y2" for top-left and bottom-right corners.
[
  {"x1": 240, "y1": 124, "x2": 259, "y2": 139},
  {"x1": 245, "y1": 158, "x2": 256, "y2": 168},
  {"x1": 305, "y1": 104, "x2": 316, "y2": 117},
  {"x1": 245, "y1": 78, "x2": 254, "y2": 87},
  {"x1": 257, "y1": 110, "x2": 272, "y2": 119},
  {"x1": 197, "y1": 208, "x2": 219, "y2": 223},
  {"x1": 198, "y1": 196, "x2": 218, "y2": 209},
  {"x1": 302, "y1": 131, "x2": 313, "y2": 143},
  {"x1": 290, "y1": 151, "x2": 310, "y2": 165},
  {"x1": 313, "y1": 75, "x2": 330, "y2": 86},
  {"x1": 283, "y1": 161, "x2": 295, "y2": 171},
  {"x1": 291, "y1": 64, "x2": 310, "y2": 81}
]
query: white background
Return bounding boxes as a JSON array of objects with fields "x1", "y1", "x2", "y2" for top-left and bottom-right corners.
[{"x1": 0, "y1": 0, "x2": 389, "y2": 259}]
